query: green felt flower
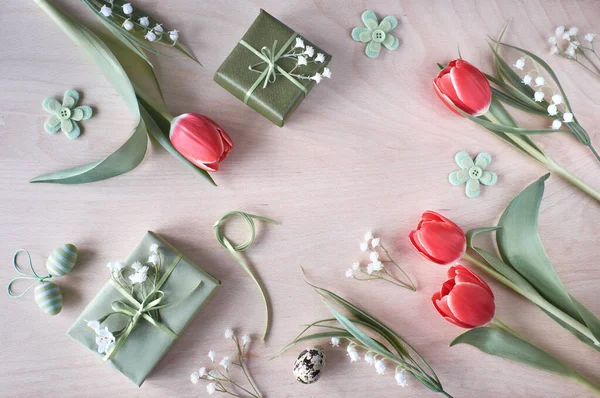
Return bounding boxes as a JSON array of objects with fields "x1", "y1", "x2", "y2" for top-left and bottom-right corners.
[
  {"x1": 449, "y1": 152, "x2": 498, "y2": 198},
  {"x1": 351, "y1": 10, "x2": 399, "y2": 58},
  {"x1": 42, "y1": 90, "x2": 93, "y2": 139}
]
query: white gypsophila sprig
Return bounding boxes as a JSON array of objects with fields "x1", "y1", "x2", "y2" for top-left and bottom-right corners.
[
  {"x1": 551, "y1": 25, "x2": 600, "y2": 81},
  {"x1": 191, "y1": 331, "x2": 262, "y2": 398},
  {"x1": 347, "y1": 232, "x2": 415, "y2": 290}
]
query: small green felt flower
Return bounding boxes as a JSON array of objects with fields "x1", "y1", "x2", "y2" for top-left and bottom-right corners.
[
  {"x1": 42, "y1": 90, "x2": 93, "y2": 139},
  {"x1": 351, "y1": 10, "x2": 399, "y2": 58},
  {"x1": 449, "y1": 152, "x2": 498, "y2": 198}
]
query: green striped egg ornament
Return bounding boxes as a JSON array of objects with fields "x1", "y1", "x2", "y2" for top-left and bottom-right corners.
[
  {"x1": 46, "y1": 243, "x2": 78, "y2": 277},
  {"x1": 34, "y1": 281, "x2": 63, "y2": 315}
]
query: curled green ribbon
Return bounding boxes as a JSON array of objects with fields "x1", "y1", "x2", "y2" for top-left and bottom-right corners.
[
  {"x1": 214, "y1": 211, "x2": 280, "y2": 341},
  {"x1": 7, "y1": 249, "x2": 53, "y2": 298},
  {"x1": 102, "y1": 254, "x2": 200, "y2": 361},
  {"x1": 239, "y1": 33, "x2": 308, "y2": 104}
]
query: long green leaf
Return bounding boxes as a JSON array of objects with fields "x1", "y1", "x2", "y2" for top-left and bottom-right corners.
[
  {"x1": 277, "y1": 331, "x2": 354, "y2": 356},
  {"x1": 451, "y1": 327, "x2": 576, "y2": 377},
  {"x1": 31, "y1": 0, "x2": 149, "y2": 184},
  {"x1": 497, "y1": 174, "x2": 600, "y2": 344}
]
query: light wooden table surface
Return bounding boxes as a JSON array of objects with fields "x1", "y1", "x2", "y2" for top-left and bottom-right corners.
[{"x1": 1, "y1": 0, "x2": 599, "y2": 397}]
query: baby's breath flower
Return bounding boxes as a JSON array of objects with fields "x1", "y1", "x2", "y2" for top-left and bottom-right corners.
[
  {"x1": 198, "y1": 367, "x2": 207, "y2": 377},
  {"x1": 550, "y1": 45, "x2": 559, "y2": 55},
  {"x1": 241, "y1": 335, "x2": 251, "y2": 346},
  {"x1": 371, "y1": 237, "x2": 380, "y2": 248},
  {"x1": 330, "y1": 337, "x2": 340, "y2": 347},
  {"x1": 148, "y1": 253, "x2": 160, "y2": 265},
  {"x1": 551, "y1": 94, "x2": 562, "y2": 105},
  {"x1": 534, "y1": 91, "x2": 545, "y2": 102},
  {"x1": 548, "y1": 36, "x2": 557, "y2": 45},
  {"x1": 547, "y1": 104, "x2": 558, "y2": 116},
  {"x1": 224, "y1": 329, "x2": 234, "y2": 339},
  {"x1": 322, "y1": 67, "x2": 332, "y2": 79},
  {"x1": 295, "y1": 37, "x2": 305, "y2": 49},
  {"x1": 369, "y1": 251, "x2": 380, "y2": 262},
  {"x1": 138, "y1": 16, "x2": 150, "y2": 27},
  {"x1": 535, "y1": 76, "x2": 545, "y2": 87},
  {"x1": 219, "y1": 356, "x2": 232, "y2": 370},
  {"x1": 563, "y1": 112, "x2": 574, "y2": 122},
  {"x1": 352, "y1": 262, "x2": 360, "y2": 271},
  {"x1": 374, "y1": 359, "x2": 386, "y2": 375},
  {"x1": 304, "y1": 46, "x2": 315, "y2": 57},
  {"x1": 360, "y1": 241, "x2": 369, "y2": 252},
  {"x1": 366, "y1": 263, "x2": 375, "y2": 275},
  {"x1": 122, "y1": 3, "x2": 133, "y2": 14},
  {"x1": 345, "y1": 268, "x2": 355, "y2": 278},
  {"x1": 364, "y1": 231, "x2": 374, "y2": 241},
  {"x1": 514, "y1": 57, "x2": 526, "y2": 70},
  {"x1": 149, "y1": 243, "x2": 159, "y2": 253},
  {"x1": 100, "y1": 5, "x2": 112, "y2": 17},
  {"x1": 565, "y1": 44, "x2": 576, "y2": 57},
  {"x1": 207, "y1": 383, "x2": 217, "y2": 395},
  {"x1": 568, "y1": 26, "x2": 579, "y2": 36},
  {"x1": 190, "y1": 371, "x2": 200, "y2": 384},
  {"x1": 585, "y1": 33, "x2": 596, "y2": 43},
  {"x1": 395, "y1": 369, "x2": 408, "y2": 387},
  {"x1": 311, "y1": 73, "x2": 323, "y2": 83},
  {"x1": 208, "y1": 351, "x2": 216, "y2": 361},
  {"x1": 297, "y1": 56, "x2": 308, "y2": 66},
  {"x1": 552, "y1": 119, "x2": 562, "y2": 129},
  {"x1": 315, "y1": 53, "x2": 326, "y2": 63},
  {"x1": 555, "y1": 26, "x2": 565, "y2": 36},
  {"x1": 522, "y1": 74, "x2": 532, "y2": 85}
]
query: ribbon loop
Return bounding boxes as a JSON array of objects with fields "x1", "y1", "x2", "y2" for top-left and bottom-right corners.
[
  {"x1": 7, "y1": 249, "x2": 52, "y2": 298},
  {"x1": 239, "y1": 33, "x2": 308, "y2": 104}
]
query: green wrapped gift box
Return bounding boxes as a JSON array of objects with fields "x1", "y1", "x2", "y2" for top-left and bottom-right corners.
[
  {"x1": 214, "y1": 9, "x2": 332, "y2": 127},
  {"x1": 67, "y1": 231, "x2": 220, "y2": 386}
]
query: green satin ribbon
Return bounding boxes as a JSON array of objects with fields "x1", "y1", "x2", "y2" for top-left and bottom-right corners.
[
  {"x1": 102, "y1": 253, "x2": 191, "y2": 362},
  {"x1": 214, "y1": 211, "x2": 280, "y2": 341},
  {"x1": 239, "y1": 33, "x2": 308, "y2": 104},
  {"x1": 7, "y1": 249, "x2": 53, "y2": 298}
]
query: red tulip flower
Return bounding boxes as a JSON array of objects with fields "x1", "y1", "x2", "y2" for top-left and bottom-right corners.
[
  {"x1": 433, "y1": 59, "x2": 492, "y2": 117},
  {"x1": 169, "y1": 113, "x2": 233, "y2": 172},
  {"x1": 409, "y1": 211, "x2": 466, "y2": 265},
  {"x1": 432, "y1": 265, "x2": 495, "y2": 328}
]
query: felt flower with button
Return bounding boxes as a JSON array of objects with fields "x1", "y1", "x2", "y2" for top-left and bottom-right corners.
[
  {"x1": 351, "y1": 10, "x2": 399, "y2": 58},
  {"x1": 42, "y1": 90, "x2": 92, "y2": 139},
  {"x1": 449, "y1": 152, "x2": 498, "y2": 198}
]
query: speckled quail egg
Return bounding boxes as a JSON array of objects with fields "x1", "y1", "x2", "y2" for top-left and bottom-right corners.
[{"x1": 293, "y1": 345, "x2": 326, "y2": 384}]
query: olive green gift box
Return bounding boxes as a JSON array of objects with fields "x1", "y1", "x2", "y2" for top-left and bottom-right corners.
[
  {"x1": 67, "y1": 231, "x2": 220, "y2": 386},
  {"x1": 214, "y1": 9, "x2": 331, "y2": 127}
]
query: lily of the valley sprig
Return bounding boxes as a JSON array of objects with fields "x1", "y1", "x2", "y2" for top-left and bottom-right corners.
[
  {"x1": 278, "y1": 283, "x2": 453, "y2": 397},
  {"x1": 81, "y1": 0, "x2": 199, "y2": 65},
  {"x1": 346, "y1": 232, "x2": 415, "y2": 291},
  {"x1": 190, "y1": 329, "x2": 262, "y2": 398},
  {"x1": 549, "y1": 26, "x2": 600, "y2": 80},
  {"x1": 248, "y1": 36, "x2": 331, "y2": 85}
]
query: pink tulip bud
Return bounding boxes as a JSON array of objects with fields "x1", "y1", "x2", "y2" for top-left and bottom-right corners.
[{"x1": 169, "y1": 113, "x2": 233, "y2": 172}]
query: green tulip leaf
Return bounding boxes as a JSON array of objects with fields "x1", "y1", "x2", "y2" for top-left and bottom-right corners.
[
  {"x1": 497, "y1": 174, "x2": 600, "y2": 346},
  {"x1": 31, "y1": 0, "x2": 148, "y2": 184},
  {"x1": 451, "y1": 327, "x2": 576, "y2": 377}
]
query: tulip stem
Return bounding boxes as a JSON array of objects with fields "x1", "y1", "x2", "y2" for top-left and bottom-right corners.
[
  {"x1": 134, "y1": 83, "x2": 175, "y2": 122},
  {"x1": 484, "y1": 112, "x2": 600, "y2": 203}
]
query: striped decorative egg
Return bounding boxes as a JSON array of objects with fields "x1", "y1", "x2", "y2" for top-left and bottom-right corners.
[
  {"x1": 34, "y1": 281, "x2": 63, "y2": 315},
  {"x1": 46, "y1": 243, "x2": 78, "y2": 277}
]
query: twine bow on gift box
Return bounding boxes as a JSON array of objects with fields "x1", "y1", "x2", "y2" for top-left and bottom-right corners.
[
  {"x1": 239, "y1": 33, "x2": 308, "y2": 104},
  {"x1": 100, "y1": 253, "x2": 201, "y2": 361}
]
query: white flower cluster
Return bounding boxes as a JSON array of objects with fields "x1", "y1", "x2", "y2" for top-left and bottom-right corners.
[
  {"x1": 340, "y1": 341, "x2": 408, "y2": 387},
  {"x1": 550, "y1": 26, "x2": 596, "y2": 58},
  {"x1": 190, "y1": 329, "x2": 258, "y2": 397},
  {"x1": 99, "y1": 2, "x2": 179, "y2": 43},
  {"x1": 513, "y1": 56, "x2": 573, "y2": 129},
  {"x1": 86, "y1": 320, "x2": 115, "y2": 354},
  {"x1": 289, "y1": 37, "x2": 332, "y2": 84},
  {"x1": 345, "y1": 231, "x2": 381, "y2": 278}
]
